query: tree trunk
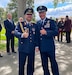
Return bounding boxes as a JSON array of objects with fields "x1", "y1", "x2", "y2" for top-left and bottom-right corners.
[{"x1": 17, "y1": 0, "x2": 26, "y2": 18}]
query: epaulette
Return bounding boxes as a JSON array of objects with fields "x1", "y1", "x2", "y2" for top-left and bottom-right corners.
[{"x1": 31, "y1": 21, "x2": 36, "y2": 25}]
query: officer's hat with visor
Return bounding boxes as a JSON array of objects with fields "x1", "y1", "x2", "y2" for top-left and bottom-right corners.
[
  {"x1": 37, "y1": 6, "x2": 47, "y2": 12},
  {"x1": 24, "y1": 8, "x2": 34, "y2": 15}
]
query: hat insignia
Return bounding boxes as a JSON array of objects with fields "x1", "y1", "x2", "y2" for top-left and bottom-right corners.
[
  {"x1": 28, "y1": 10, "x2": 32, "y2": 13},
  {"x1": 40, "y1": 6, "x2": 42, "y2": 9}
]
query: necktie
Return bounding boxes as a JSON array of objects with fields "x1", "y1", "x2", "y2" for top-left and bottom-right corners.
[
  {"x1": 41, "y1": 20, "x2": 44, "y2": 26},
  {"x1": 41, "y1": 20, "x2": 44, "y2": 30}
]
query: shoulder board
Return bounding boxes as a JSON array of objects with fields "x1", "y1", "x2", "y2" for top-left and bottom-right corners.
[{"x1": 31, "y1": 21, "x2": 36, "y2": 25}]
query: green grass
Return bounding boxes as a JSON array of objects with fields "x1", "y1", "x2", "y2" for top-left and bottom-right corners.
[
  {"x1": 0, "y1": 27, "x2": 18, "y2": 51},
  {"x1": 0, "y1": 43, "x2": 6, "y2": 51},
  {"x1": 0, "y1": 39, "x2": 18, "y2": 52},
  {"x1": 0, "y1": 27, "x2": 6, "y2": 40}
]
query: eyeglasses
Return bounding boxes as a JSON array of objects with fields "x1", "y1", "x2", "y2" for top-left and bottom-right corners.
[{"x1": 26, "y1": 14, "x2": 32, "y2": 15}]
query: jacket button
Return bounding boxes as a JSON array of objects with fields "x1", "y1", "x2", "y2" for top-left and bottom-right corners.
[
  {"x1": 30, "y1": 40, "x2": 32, "y2": 42},
  {"x1": 40, "y1": 34, "x2": 42, "y2": 36},
  {"x1": 30, "y1": 34, "x2": 31, "y2": 36},
  {"x1": 30, "y1": 37, "x2": 32, "y2": 39},
  {"x1": 30, "y1": 31, "x2": 31, "y2": 33},
  {"x1": 40, "y1": 38, "x2": 42, "y2": 40},
  {"x1": 21, "y1": 42, "x2": 23, "y2": 44}
]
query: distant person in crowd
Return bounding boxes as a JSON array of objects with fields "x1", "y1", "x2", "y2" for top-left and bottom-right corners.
[
  {"x1": 50, "y1": 17, "x2": 53, "y2": 20},
  {"x1": 4, "y1": 13, "x2": 16, "y2": 55},
  {"x1": 0, "y1": 23, "x2": 3, "y2": 57},
  {"x1": 17, "y1": 17, "x2": 24, "y2": 25},
  {"x1": 19, "y1": 17, "x2": 24, "y2": 23},
  {"x1": 57, "y1": 18, "x2": 65, "y2": 42},
  {"x1": 64, "y1": 15, "x2": 71, "y2": 43},
  {"x1": 55, "y1": 18, "x2": 59, "y2": 40}
]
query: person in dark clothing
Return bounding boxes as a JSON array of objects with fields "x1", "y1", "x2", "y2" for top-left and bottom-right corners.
[
  {"x1": 0, "y1": 23, "x2": 3, "y2": 57},
  {"x1": 55, "y1": 18, "x2": 59, "y2": 40},
  {"x1": 37, "y1": 6, "x2": 59, "y2": 75},
  {"x1": 14, "y1": 8, "x2": 39, "y2": 75},
  {"x1": 64, "y1": 15, "x2": 71, "y2": 43},
  {"x1": 57, "y1": 18, "x2": 65, "y2": 42},
  {"x1": 4, "y1": 13, "x2": 16, "y2": 55}
]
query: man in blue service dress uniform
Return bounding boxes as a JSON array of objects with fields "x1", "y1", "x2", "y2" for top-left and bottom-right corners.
[
  {"x1": 14, "y1": 8, "x2": 38, "y2": 75},
  {"x1": 37, "y1": 6, "x2": 59, "y2": 75}
]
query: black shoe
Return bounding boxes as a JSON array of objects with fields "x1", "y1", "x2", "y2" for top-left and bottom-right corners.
[
  {"x1": 0, "y1": 55, "x2": 3, "y2": 57},
  {"x1": 7, "y1": 52, "x2": 11, "y2": 55},
  {"x1": 12, "y1": 51, "x2": 16, "y2": 53},
  {"x1": 67, "y1": 41, "x2": 71, "y2": 43}
]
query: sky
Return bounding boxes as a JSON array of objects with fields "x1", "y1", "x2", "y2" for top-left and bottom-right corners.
[{"x1": 0, "y1": 0, "x2": 72, "y2": 19}]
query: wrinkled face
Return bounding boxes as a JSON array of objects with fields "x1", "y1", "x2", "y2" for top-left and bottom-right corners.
[
  {"x1": 39, "y1": 12, "x2": 46, "y2": 20},
  {"x1": 24, "y1": 14, "x2": 33, "y2": 22},
  {"x1": 7, "y1": 14, "x2": 12, "y2": 19}
]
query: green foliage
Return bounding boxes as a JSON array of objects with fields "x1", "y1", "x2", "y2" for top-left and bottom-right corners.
[
  {"x1": 53, "y1": 0, "x2": 72, "y2": 8},
  {"x1": 7, "y1": 0, "x2": 35, "y2": 22},
  {"x1": 0, "y1": 27, "x2": 18, "y2": 51},
  {"x1": 0, "y1": 7, "x2": 5, "y2": 23},
  {"x1": 0, "y1": 43, "x2": 6, "y2": 51},
  {"x1": 26, "y1": 0, "x2": 34, "y2": 8},
  {"x1": 7, "y1": 0, "x2": 18, "y2": 22}
]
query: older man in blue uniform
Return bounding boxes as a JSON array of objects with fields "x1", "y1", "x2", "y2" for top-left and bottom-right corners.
[
  {"x1": 37, "y1": 6, "x2": 59, "y2": 75},
  {"x1": 14, "y1": 8, "x2": 38, "y2": 75}
]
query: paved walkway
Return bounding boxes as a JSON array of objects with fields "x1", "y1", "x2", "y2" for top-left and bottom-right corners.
[{"x1": 0, "y1": 37, "x2": 72, "y2": 75}]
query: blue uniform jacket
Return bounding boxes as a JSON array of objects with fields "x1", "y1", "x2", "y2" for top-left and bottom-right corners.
[
  {"x1": 4, "y1": 19, "x2": 15, "y2": 37},
  {"x1": 14, "y1": 22, "x2": 38, "y2": 53},
  {"x1": 37, "y1": 18, "x2": 58, "y2": 52}
]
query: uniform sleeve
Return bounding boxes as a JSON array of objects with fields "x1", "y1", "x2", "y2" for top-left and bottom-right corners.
[
  {"x1": 35, "y1": 24, "x2": 40, "y2": 47},
  {"x1": 46, "y1": 20, "x2": 58, "y2": 37},
  {"x1": 14, "y1": 24, "x2": 22, "y2": 39}
]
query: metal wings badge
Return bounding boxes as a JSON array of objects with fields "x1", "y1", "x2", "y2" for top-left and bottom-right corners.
[{"x1": 44, "y1": 20, "x2": 50, "y2": 28}]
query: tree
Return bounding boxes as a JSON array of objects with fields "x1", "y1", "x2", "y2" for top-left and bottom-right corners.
[
  {"x1": 7, "y1": 0, "x2": 18, "y2": 22},
  {"x1": 7, "y1": 0, "x2": 72, "y2": 21},
  {"x1": 53, "y1": 0, "x2": 72, "y2": 7},
  {"x1": 0, "y1": 7, "x2": 5, "y2": 23},
  {"x1": 17, "y1": 0, "x2": 26, "y2": 18},
  {"x1": 7, "y1": 0, "x2": 34, "y2": 21},
  {"x1": 26, "y1": 0, "x2": 34, "y2": 8},
  {"x1": 17, "y1": 0, "x2": 34, "y2": 18}
]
